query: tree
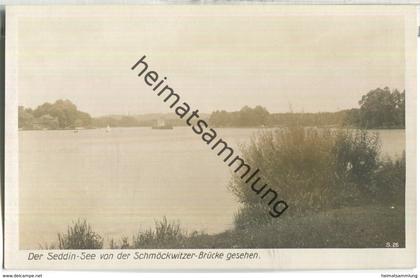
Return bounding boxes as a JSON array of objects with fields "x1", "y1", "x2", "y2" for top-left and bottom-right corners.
[
  {"x1": 18, "y1": 106, "x2": 34, "y2": 129},
  {"x1": 358, "y1": 87, "x2": 405, "y2": 129},
  {"x1": 19, "y1": 99, "x2": 92, "y2": 130}
]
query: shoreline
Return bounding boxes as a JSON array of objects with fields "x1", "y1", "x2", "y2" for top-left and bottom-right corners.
[{"x1": 18, "y1": 126, "x2": 406, "y2": 131}]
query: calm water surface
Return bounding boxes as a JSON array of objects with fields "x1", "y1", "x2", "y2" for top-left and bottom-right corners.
[{"x1": 19, "y1": 127, "x2": 405, "y2": 248}]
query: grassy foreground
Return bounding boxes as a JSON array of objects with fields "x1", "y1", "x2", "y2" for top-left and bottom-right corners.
[
  {"x1": 191, "y1": 205, "x2": 404, "y2": 248},
  {"x1": 47, "y1": 204, "x2": 403, "y2": 249}
]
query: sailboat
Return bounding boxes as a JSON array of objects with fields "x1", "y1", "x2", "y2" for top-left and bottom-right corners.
[{"x1": 106, "y1": 125, "x2": 111, "y2": 132}]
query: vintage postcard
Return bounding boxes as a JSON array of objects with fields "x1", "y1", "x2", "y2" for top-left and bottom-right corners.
[{"x1": 3, "y1": 4, "x2": 417, "y2": 270}]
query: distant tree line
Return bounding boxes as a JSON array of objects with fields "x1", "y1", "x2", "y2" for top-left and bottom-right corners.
[
  {"x1": 209, "y1": 106, "x2": 271, "y2": 127},
  {"x1": 18, "y1": 99, "x2": 191, "y2": 130},
  {"x1": 18, "y1": 87, "x2": 405, "y2": 130},
  {"x1": 209, "y1": 106, "x2": 348, "y2": 128},
  {"x1": 208, "y1": 107, "x2": 355, "y2": 128},
  {"x1": 209, "y1": 87, "x2": 405, "y2": 129}
]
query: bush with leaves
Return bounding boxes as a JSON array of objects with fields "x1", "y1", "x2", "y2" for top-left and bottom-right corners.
[{"x1": 230, "y1": 127, "x2": 404, "y2": 228}]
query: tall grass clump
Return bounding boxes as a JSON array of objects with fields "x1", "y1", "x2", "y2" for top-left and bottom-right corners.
[
  {"x1": 57, "y1": 219, "x2": 103, "y2": 249},
  {"x1": 108, "y1": 217, "x2": 210, "y2": 249},
  {"x1": 230, "y1": 127, "x2": 404, "y2": 229},
  {"x1": 131, "y1": 217, "x2": 186, "y2": 248},
  {"x1": 53, "y1": 217, "x2": 205, "y2": 249}
]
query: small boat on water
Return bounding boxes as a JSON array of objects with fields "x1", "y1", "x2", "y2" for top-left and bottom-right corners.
[
  {"x1": 106, "y1": 125, "x2": 111, "y2": 132},
  {"x1": 152, "y1": 119, "x2": 173, "y2": 130}
]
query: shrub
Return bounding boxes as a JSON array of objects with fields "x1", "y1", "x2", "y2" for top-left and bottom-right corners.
[
  {"x1": 229, "y1": 127, "x2": 401, "y2": 227},
  {"x1": 233, "y1": 204, "x2": 274, "y2": 230},
  {"x1": 57, "y1": 219, "x2": 103, "y2": 249},
  {"x1": 371, "y1": 152, "x2": 405, "y2": 207},
  {"x1": 333, "y1": 129, "x2": 380, "y2": 185}
]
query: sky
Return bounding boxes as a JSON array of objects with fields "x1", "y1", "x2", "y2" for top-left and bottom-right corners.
[{"x1": 15, "y1": 6, "x2": 406, "y2": 116}]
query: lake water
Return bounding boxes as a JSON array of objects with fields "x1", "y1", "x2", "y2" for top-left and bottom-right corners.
[{"x1": 19, "y1": 127, "x2": 405, "y2": 249}]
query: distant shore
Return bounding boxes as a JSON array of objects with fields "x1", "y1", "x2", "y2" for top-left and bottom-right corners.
[{"x1": 18, "y1": 125, "x2": 406, "y2": 131}]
